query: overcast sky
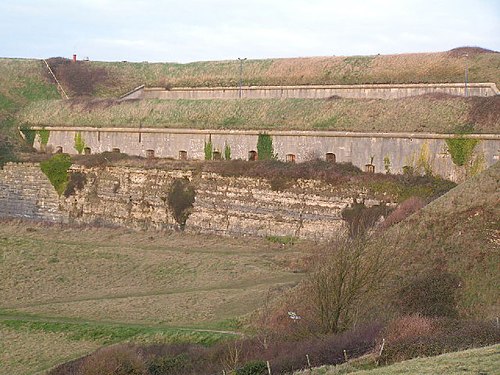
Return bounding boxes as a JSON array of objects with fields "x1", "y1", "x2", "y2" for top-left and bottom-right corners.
[{"x1": 1, "y1": 0, "x2": 498, "y2": 62}]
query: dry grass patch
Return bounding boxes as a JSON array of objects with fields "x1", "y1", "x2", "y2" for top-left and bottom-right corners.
[{"x1": 0, "y1": 326, "x2": 99, "y2": 375}]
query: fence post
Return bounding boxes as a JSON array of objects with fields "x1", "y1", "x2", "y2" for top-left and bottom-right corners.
[
  {"x1": 379, "y1": 338, "x2": 386, "y2": 357},
  {"x1": 343, "y1": 349, "x2": 348, "y2": 362},
  {"x1": 306, "y1": 354, "x2": 311, "y2": 368},
  {"x1": 267, "y1": 360, "x2": 272, "y2": 375}
]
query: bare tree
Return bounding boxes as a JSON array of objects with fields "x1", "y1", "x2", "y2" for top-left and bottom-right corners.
[{"x1": 308, "y1": 237, "x2": 387, "y2": 333}]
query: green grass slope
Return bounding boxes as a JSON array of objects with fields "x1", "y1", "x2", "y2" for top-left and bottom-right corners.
[
  {"x1": 309, "y1": 344, "x2": 500, "y2": 375},
  {"x1": 18, "y1": 95, "x2": 500, "y2": 133},
  {"x1": 0, "y1": 58, "x2": 60, "y2": 165},
  {"x1": 371, "y1": 162, "x2": 500, "y2": 319}
]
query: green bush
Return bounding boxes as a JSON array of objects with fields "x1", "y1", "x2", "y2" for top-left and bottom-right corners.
[
  {"x1": 204, "y1": 135, "x2": 213, "y2": 160},
  {"x1": 20, "y1": 129, "x2": 36, "y2": 147},
  {"x1": 74, "y1": 132, "x2": 86, "y2": 154},
  {"x1": 236, "y1": 360, "x2": 267, "y2": 375},
  {"x1": 446, "y1": 137, "x2": 480, "y2": 166},
  {"x1": 40, "y1": 153, "x2": 72, "y2": 195},
  {"x1": 38, "y1": 128, "x2": 50, "y2": 146},
  {"x1": 167, "y1": 178, "x2": 196, "y2": 229},
  {"x1": 224, "y1": 142, "x2": 231, "y2": 160},
  {"x1": 257, "y1": 133, "x2": 276, "y2": 160}
]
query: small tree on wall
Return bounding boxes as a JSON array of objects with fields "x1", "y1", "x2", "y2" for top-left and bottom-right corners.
[
  {"x1": 257, "y1": 132, "x2": 276, "y2": 160},
  {"x1": 74, "y1": 132, "x2": 85, "y2": 154},
  {"x1": 204, "y1": 134, "x2": 213, "y2": 160}
]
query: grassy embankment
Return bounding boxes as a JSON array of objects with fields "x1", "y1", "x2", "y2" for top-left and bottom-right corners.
[
  {"x1": 18, "y1": 95, "x2": 500, "y2": 134},
  {"x1": 365, "y1": 161, "x2": 500, "y2": 319},
  {"x1": 0, "y1": 58, "x2": 60, "y2": 165},
  {"x1": 301, "y1": 344, "x2": 500, "y2": 375},
  {"x1": 0, "y1": 221, "x2": 308, "y2": 374},
  {"x1": 90, "y1": 48, "x2": 500, "y2": 96}
]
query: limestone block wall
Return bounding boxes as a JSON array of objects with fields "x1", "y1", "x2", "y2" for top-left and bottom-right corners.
[
  {"x1": 0, "y1": 163, "x2": 67, "y2": 222},
  {"x1": 33, "y1": 128, "x2": 500, "y2": 182},
  {"x1": 124, "y1": 83, "x2": 500, "y2": 100},
  {"x1": 0, "y1": 163, "x2": 392, "y2": 240},
  {"x1": 62, "y1": 166, "x2": 386, "y2": 240}
]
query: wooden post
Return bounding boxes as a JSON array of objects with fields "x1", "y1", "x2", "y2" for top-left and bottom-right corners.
[
  {"x1": 379, "y1": 338, "x2": 386, "y2": 357},
  {"x1": 266, "y1": 360, "x2": 272, "y2": 375},
  {"x1": 343, "y1": 349, "x2": 348, "y2": 362},
  {"x1": 306, "y1": 354, "x2": 311, "y2": 368}
]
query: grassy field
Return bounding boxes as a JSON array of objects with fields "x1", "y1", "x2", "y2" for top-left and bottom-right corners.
[
  {"x1": 0, "y1": 219, "x2": 308, "y2": 374},
  {"x1": 302, "y1": 344, "x2": 500, "y2": 374},
  {"x1": 17, "y1": 95, "x2": 500, "y2": 134}
]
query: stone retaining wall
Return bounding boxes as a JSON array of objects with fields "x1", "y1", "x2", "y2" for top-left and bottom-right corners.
[
  {"x1": 0, "y1": 163, "x2": 67, "y2": 222},
  {"x1": 121, "y1": 83, "x2": 499, "y2": 100},
  {"x1": 30, "y1": 128, "x2": 500, "y2": 182}
]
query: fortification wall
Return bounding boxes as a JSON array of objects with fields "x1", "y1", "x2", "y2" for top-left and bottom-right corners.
[
  {"x1": 124, "y1": 83, "x2": 500, "y2": 100},
  {"x1": 0, "y1": 163, "x2": 393, "y2": 240},
  {"x1": 33, "y1": 128, "x2": 500, "y2": 182},
  {"x1": 0, "y1": 163, "x2": 68, "y2": 222}
]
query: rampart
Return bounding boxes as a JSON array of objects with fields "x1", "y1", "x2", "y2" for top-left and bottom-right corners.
[
  {"x1": 121, "y1": 83, "x2": 499, "y2": 100},
  {"x1": 30, "y1": 127, "x2": 500, "y2": 182},
  {"x1": 0, "y1": 163, "x2": 395, "y2": 240}
]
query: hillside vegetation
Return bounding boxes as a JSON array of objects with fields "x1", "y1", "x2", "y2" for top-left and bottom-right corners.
[
  {"x1": 374, "y1": 161, "x2": 499, "y2": 319},
  {"x1": 76, "y1": 48, "x2": 500, "y2": 97},
  {"x1": 303, "y1": 344, "x2": 500, "y2": 374},
  {"x1": 18, "y1": 95, "x2": 500, "y2": 133}
]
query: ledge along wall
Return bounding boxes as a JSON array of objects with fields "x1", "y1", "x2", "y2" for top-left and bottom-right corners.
[
  {"x1": 121, "y1": 83, "x2": 500, "y2": 100},
  {"x1": 30, "y1": 127, "x2": 500, "y2": 182},
  {"x1": 0, "y1": 163, "x2": 394, "y2": 240}
]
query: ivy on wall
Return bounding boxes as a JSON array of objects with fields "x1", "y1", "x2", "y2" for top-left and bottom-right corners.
[
  {"x1": 40, "y1": 153, "x2": 72, "y2": 195},
  {"x1": 74, "y1": 132, "x2": 86, "y2": 154},
  {"x1": 257, "y1": 133, "x2": 277, "y2": 160},
  {"x1": 445, "y1": 137, "x2": 480, "y2": 167}
]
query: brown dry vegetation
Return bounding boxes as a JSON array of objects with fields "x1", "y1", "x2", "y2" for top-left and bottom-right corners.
[
  {"x1": 18, "y1": 95, "x2": 500, "y2": 133},
  {"x1": 84, "y1": 48, "x2": 500, "y2": 97}
]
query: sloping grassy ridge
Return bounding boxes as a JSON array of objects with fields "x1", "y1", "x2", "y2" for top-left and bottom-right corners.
[
  {"x1": 369, "y1": 162, "x2": 500, "y2": 319},
  {"x1": 18, "y1": 95, "x2": 500, "y2": 134}
]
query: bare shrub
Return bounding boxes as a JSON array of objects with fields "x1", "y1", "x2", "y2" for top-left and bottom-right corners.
[
  {"x1": 64, "y1": 171, "x2": 87, "y2": 197},
  {"x1": 380, "y1": 319, "x2": 500, "y2": 365},
  {"x1": 46, "y1": 57, "x2": 109, "y2": 96},
  {"x1": 78, "y1": 344, "x2": 146, "y2": 375},
  {"x1": 307, "y1": 238, "x2": 388, "y2": 333},
  {"x1": 380, "y1": 196, "x2": 426, "y2": 229},
  {"x1": 341, "y1": 200, "x2": 391, "y2": 237},
  {"x1": 384, "y1": 314, "x2": 435, "y2": 344},
  {"x1": 397, "y1": 270, "x2": 461, "y2": 318},
  {"x1": 167, "y1": 178, "x2": 196, "y2": 229}
]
